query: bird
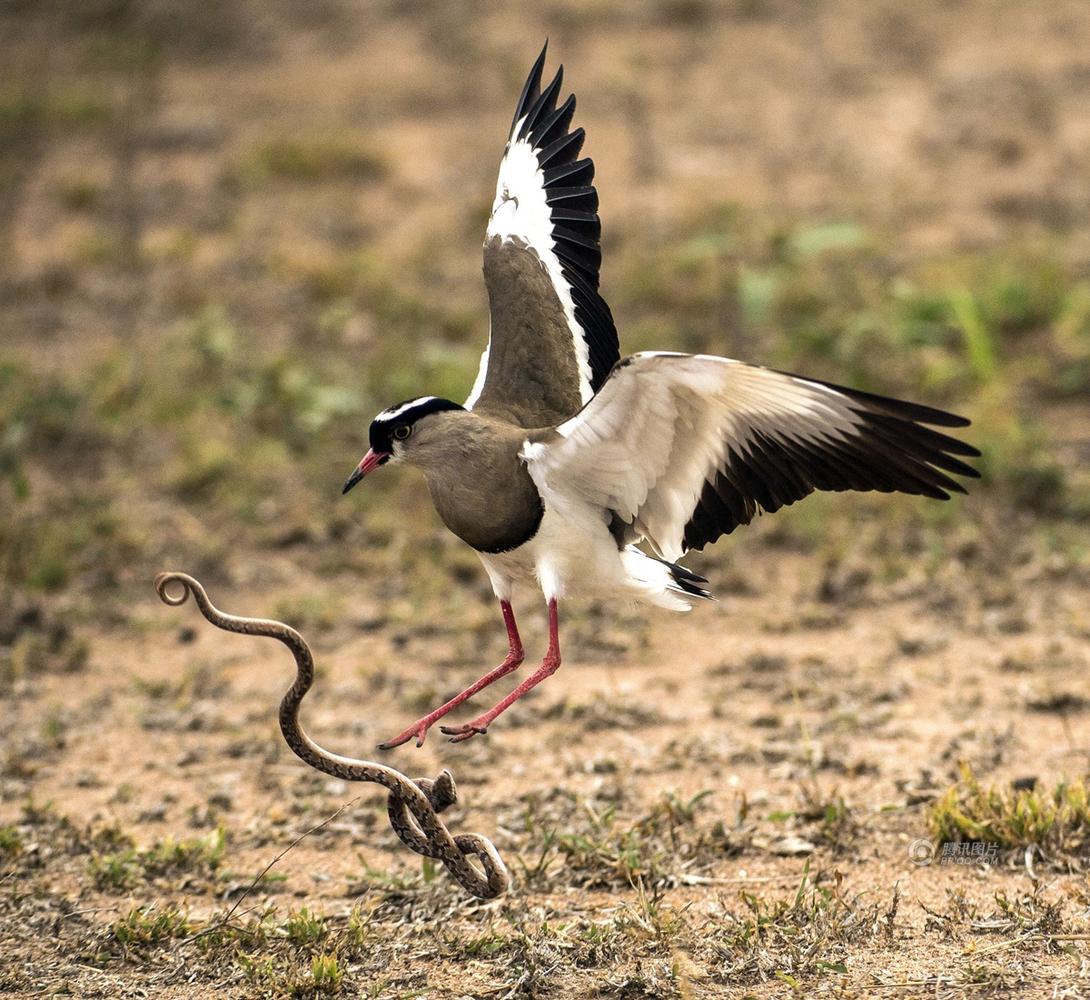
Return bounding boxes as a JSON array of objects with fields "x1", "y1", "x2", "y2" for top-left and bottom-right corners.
[{"x1": 341, "y1": 43, "x2": 980, "y2": 749}]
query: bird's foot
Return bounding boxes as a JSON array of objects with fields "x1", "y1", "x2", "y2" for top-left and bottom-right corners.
[
  {"x1": 439, "y1": 722, "x2": 488, "y2": 744},
  {"x1": 377, "y1": 719, "x2": 432, "y2": 751}
]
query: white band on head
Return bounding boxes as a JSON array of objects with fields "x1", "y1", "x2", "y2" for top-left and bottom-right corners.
[{"x1": 376, "y1": 397, "x2": 439, "y2": 422}]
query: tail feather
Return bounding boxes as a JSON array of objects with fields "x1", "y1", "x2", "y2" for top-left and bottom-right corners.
[
  {"x1": 650, "y1": 555, "x2": 713, "y2": 600},
  {"x1": 618, "y1": 547, "x2": 713, "y2": 610}
]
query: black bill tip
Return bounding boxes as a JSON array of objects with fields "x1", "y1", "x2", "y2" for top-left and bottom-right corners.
[{"x1": 342, "y1": 469, "x2": 364, "y2": 495}]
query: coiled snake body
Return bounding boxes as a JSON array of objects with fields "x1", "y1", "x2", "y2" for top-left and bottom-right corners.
[{"x1": 155, "y1": 571, "x2": 508, "y2": 899}]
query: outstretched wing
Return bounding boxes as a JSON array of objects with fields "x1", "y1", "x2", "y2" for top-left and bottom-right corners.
[
  {"x1": 524, "y1": 352, "x2": 980, "y2": 561},
  {"x1": 468, "y1": 43, "x2": 620, "y2": 428}
]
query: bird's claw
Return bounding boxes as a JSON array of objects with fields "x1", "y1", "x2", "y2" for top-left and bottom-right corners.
[
  {"x1": 440, "y1": 722, "x2": 488, "y2": 744},
  {"x1": 377, "y1": 721, "x2": 430, "y2": 751}
]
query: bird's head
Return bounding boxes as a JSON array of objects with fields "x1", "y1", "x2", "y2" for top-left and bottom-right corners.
[{"x1": 342, "y1": 396, "x2": 465, "y2": 494}]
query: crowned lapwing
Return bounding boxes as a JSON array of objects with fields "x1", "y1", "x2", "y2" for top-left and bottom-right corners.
[{"x1": 343, "y1": 44, "x2": 980, "y2": 748}]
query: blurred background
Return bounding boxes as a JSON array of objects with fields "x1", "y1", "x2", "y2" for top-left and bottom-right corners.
[
  {"x1": 3, "y1": 3, "x2": 1090, "y2": 995},
  {"x1": 2, "y1": 0, "x2": 1088, "y2": 628}
]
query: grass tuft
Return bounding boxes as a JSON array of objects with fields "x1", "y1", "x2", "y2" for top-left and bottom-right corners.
[
  {"x1": 0, "y1": 825, "x2": 21, "y2": 855},
  {"x1": 90, "y1": 827, "x2": 226, "y2": 890},
  {"x1": 112, "y1": 905, "x2": 193, "y2": 947},
  {"x1": 930, "y1": 764, "x2": 1090, "y2": 857},
  {"x1": 304, "y1": 954, "x2": 344, "y2": 996},
  {"x1": 283, "y1": 907, "x2": 328, "y2": 948}
]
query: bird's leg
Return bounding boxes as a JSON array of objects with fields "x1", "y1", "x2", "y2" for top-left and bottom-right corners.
[
  {"x1": 441, "y1": 599, "x2": 560, "y2": 743},
  {"x1": 377, "y1": 600, "x2": 524, "y2": 750}
]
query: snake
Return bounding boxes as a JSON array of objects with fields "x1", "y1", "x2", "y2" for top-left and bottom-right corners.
[{"x1": 154, "y1": 571, "x2": 509, "y2": 899}]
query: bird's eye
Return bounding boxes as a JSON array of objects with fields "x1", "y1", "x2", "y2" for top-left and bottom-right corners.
[{"x1": 392, "y1": 424, "x2": 412, "y2": 441}]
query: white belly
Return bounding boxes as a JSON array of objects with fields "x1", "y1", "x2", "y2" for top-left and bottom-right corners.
[{"x1": 476, "y1": 501, "x2": 693, "y2": 611}]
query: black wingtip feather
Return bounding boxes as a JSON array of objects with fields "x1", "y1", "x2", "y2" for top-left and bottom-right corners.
[
  {"x1": 538, "y1": 127, "x2": 586, "y2": 167},
  {"x1": 519, "y1": 66, "x2": 563, "y2": 141},
  {"x1": 534, "y1": 94, "x2": 576, "y2": 149},
  {"x1": 787, "y1": 369, "x2": 975, "y2": 428},
  {"x1": 680, "y1": 377, "x2": 980, "y2": 554},
  {"x1": 543, "y1": 158, "x2": 595, "y2": 188},
  {"x1": 545, "y1": 185, "x2": 598, "y2": 209},
  {"x1": 511, "y1": 43, "x2": 548, "y2": 136}
]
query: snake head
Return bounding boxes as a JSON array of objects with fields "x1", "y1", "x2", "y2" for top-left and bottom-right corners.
[{"x1": 415, "y1": 769, "x2": 458, "y2": 812}]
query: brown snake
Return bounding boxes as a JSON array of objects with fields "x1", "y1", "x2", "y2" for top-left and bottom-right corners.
[{"x1": 154, "y1": 571, "x2": 509, "y2": 899}]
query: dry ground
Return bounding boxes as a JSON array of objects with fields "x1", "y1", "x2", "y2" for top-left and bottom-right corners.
[{"x1": 3, "y1": 2, "x2": 1090, "y2": 997}]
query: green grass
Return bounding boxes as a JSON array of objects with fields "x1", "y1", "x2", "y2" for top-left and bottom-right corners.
[
  {"x1": 282, "y1": 907, "x2": 328, "y2": 948},
  {"x1": 0, "y1": 825, "x2": 21, "y2": 855},
  {"x1": 112, "y1": 905, "x2": 193, "y2": 947},
  {"x1": 623, "y1": 214, "x2": 1086, "y2": 406},
  {"x1": 144, "y1": 826, "x2": 226, "y2": 874},
  {"x1": 90, "y1": 827, "x2": 226, "y2": 890},
  {"x1": 930, "y1": 765, "x2": 1090, "y2": 856},
  {"x1": 305, "y1": 954, "x2": 344, "y2": 996}
]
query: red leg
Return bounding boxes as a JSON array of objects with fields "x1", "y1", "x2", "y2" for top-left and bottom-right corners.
[
  {"x1": 377, "y1": 601, "x2": 524, "y2": 749},
  {"x1": 441, "y1": 599, "x2": 560, "y2": 743}
]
